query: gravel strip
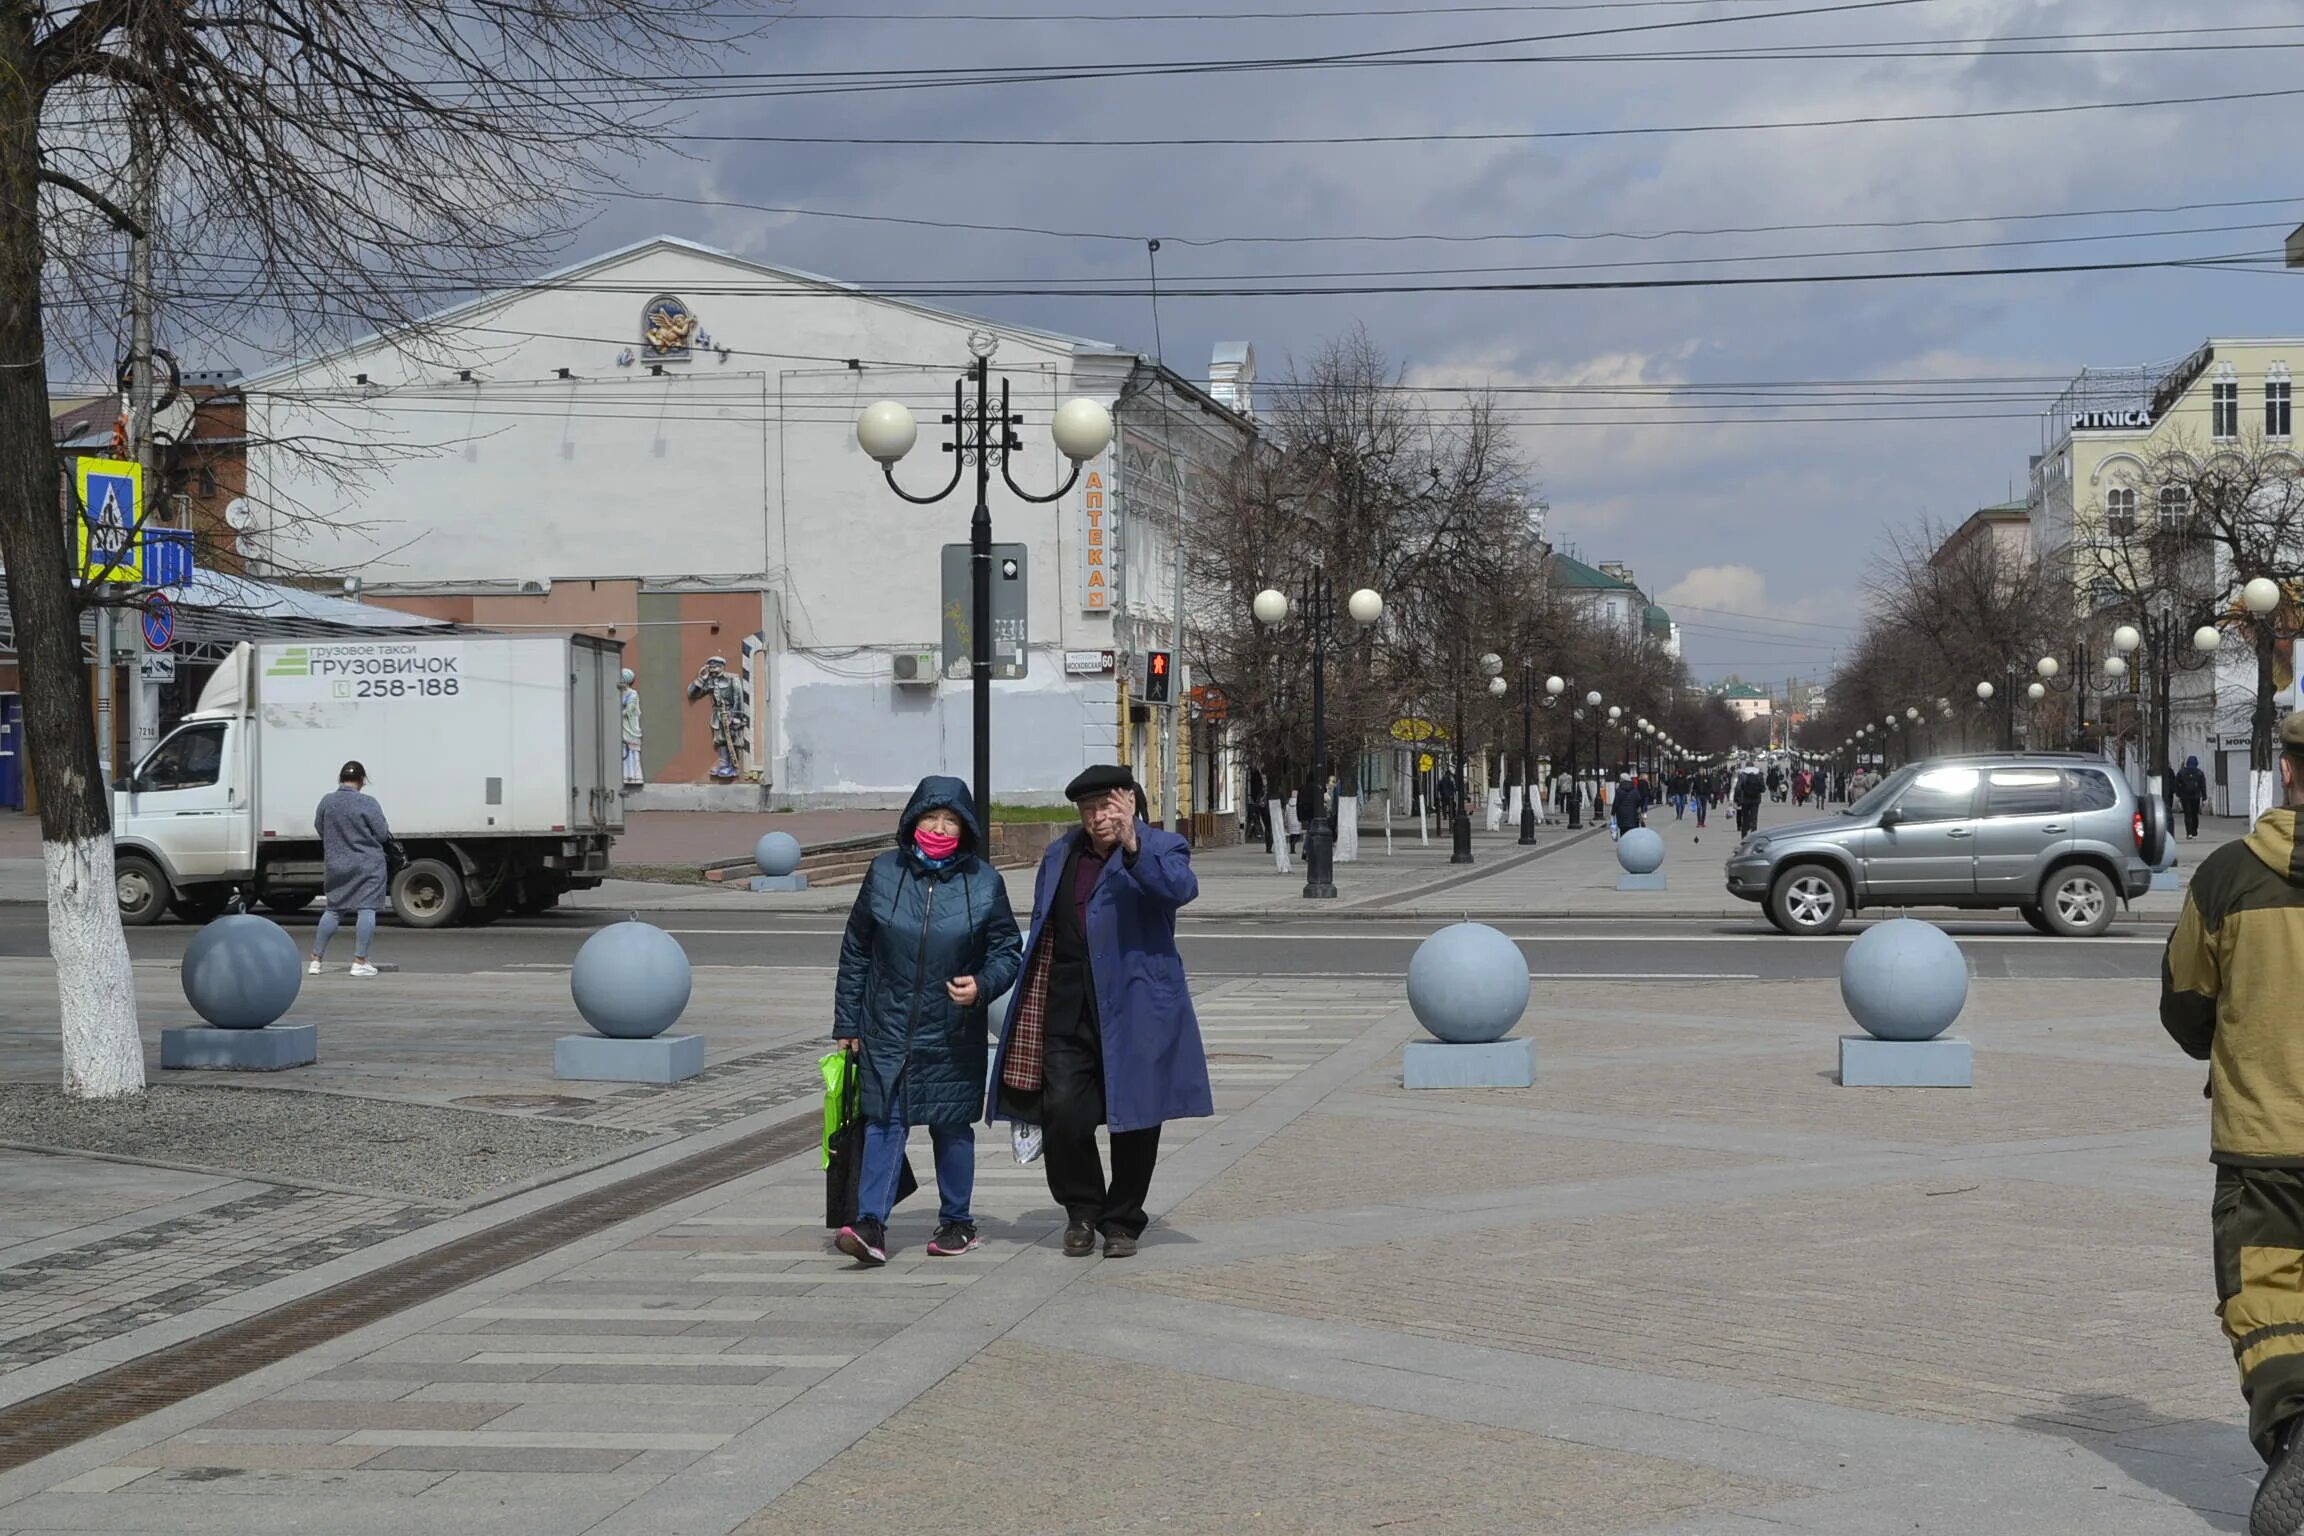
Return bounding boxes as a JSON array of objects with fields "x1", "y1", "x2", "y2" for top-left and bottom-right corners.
[{"x1": 0, "y1": 1085, "x2": 648, "y2": 1203}]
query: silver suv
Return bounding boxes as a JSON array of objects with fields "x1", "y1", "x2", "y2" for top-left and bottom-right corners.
[{"x1": 1724, "y1": 754, "x2": 2168, "y2": 937}]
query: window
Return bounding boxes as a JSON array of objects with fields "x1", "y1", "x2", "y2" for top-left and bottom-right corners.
[
  {"x1": 2069, "y1": 770, "x2": 2118, "y2": 811},
  {"x1": 1985, "y1": 768, "x2": 2064, "y2": 818},
  {"x1": 136, "y1": 724, "x2": 224, "y2": 792},
  {"x1": 2214, "y1": 369, "x2": 2241, "y2": 439},
  {"x1": 2157, "y1": 485, "x2": 2191, "y2": 529},
  {"x1": 1892, "y1": 766, "x2": 1980, "y2": 823},
  {"x1": 197, "y1": 465, "x2": 217, "y2": 498},
  {"x1": 2271, "y1": 364, "x2": 2294, "y2": 439},
  {"x1": 2104, "y1": 487, "x2": 2138, "y2": 537}
]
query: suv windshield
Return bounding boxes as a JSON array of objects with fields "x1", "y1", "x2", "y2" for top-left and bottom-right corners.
[{"x1": 1845, "y1": 765, "x2": 1917, "y2": 818}]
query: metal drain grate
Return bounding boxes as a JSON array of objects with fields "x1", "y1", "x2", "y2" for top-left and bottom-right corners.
[{"x1": 0, "y1": 1114, "x2": 821, "y2": 1473}]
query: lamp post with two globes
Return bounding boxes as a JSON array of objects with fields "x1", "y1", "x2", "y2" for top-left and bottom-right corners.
[
  {"x1": 1252, "y1": 573, "x2": 1382, "y2": 899},
  {"x1": 856, "y1": 335, "x2": 1114, "y2": 819}
]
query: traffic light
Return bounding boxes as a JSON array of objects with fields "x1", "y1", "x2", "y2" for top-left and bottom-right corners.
[{"x1": 1144, "y1": 650, "x2": 1172, "y2": 704}]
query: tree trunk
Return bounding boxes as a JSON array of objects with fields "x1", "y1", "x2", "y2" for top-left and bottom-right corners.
[{"x1": 0, "y1": 11, "x2": 144, "y2": 1099}]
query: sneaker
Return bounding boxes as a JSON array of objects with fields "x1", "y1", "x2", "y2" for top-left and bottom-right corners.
[
  {"x1": 349, "y1": 961, "x2": 378, "y2": 978},
  {"x1": 1062, "y1": 1222, "x2": 1097, "y2": 1258},
  {"x1": 835, "y1": 1220, "x2": 888, "y2": 1267},
  {"x1": 1011, "y1": 1123, "x2": 1044, "y2": 1166},
  {"x1": 1102, "y1": 1231, "x2": 1138, "y2": 1259},
  {"x1": 307, "y1": 958, "x2": 323, "y2": 976},
  {"x1": 926, "y1": 1222, "x2": 980, "y2": 1256}
]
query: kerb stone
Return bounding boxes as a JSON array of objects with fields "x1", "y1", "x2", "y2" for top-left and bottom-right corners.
[
  {"x1": 555, "y1": 1032, "x2": 706, "y2": 1085},
  {"x1": 1839, "y1": 1034, "x2": 1973, "y2": 1088},
  {"x1": 1402, "y1": 1037, "x2": 1535, "y2": 1090},
  {"x1": 161, "y1": 1022, "x2": 318, "y2": 1072},
  {"x1": 749, "y1": 875, "x2": 811, "y2": 893}
]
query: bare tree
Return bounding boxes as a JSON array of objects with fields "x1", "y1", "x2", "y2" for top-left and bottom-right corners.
[
  {"x1": 2, "y1": 0, "x2": 745, "y2": 1096},
  {"x1": 1864, "y1": 518, "x2": 2066, "y2": 751}
]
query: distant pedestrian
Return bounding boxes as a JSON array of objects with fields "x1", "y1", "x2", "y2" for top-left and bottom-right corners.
[
  {"x1": 2161, "y1": 714, "x2": 2304, "y2": 1529},
  {"x1": 1245, "y1": 767, "x2": 1270, "y2": 848},
  {"x1": 2176, "y1": 756, "x2": 2209, "y2": 840},
  {"x1": 310, "y1": 760, "x2": 393, "y2": 979},
  {"x1": 1734, "y1": 766, "x2": 1765, "y2": 837},
  {"x1": 833, "y1": 776, "x2": 1022, "y2": 1267},
  {"x1": 1612, "y1": 765, "x2": 1642, "y2": 840},
  {"x1": 993, "y1": 766, "x2": 1212, "y2": 1259},
  {"x1": 1693, "y1": 771, "x2": 1710, "y2": 829}
]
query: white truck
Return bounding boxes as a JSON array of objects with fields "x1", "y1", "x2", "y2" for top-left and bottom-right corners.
[{"x1": 112, "y1": 634, "x2": 624, "y2": 927}]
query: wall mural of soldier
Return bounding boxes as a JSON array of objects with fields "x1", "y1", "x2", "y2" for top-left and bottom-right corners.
[{"x1": 688, "y1": 655, "x2": 749, "y2": 780}]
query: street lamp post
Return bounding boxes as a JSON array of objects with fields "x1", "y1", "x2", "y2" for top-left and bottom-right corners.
[
  {"x1": 1585, "y1": 691, "x2": 1604, "y2": 826},
  {"x1": 2242, "y1": 577, "x2": 2296, "y2": 816},
  {"x1": 2031, "y1": 648, "x2": 2128, "y2": 751},
  {"x1": 1450, "y1": 650, "x2": 1502, "y2": 864},
  {"x1": 857, "y1": 335, "x2": 1113, "y2": 820},
  {"x1": 1254, "y1": 575, "x2": 1382, "y2": 900}
]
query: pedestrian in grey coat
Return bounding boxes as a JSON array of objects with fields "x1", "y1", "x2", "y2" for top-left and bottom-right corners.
[{"x1": 311, "y1": 760, "x2": 393, "y2": 977}]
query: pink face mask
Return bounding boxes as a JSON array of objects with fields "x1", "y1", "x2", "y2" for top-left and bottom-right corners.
[{"x1": 915, "y1": 828, "x2": 961, "y2": 861}]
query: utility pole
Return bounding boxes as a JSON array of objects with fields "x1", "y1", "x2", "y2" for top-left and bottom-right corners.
[{"x1": 126, "y1": 109, "x2": 159, "y2": 764}]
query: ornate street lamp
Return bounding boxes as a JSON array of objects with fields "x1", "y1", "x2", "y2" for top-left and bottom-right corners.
[
  {"x1": 857, "y1": 335, "x2": 1112, "y2": 816},
  {"x1": 1252, "y1": 575, "x2": 1382, "y2": 899}
]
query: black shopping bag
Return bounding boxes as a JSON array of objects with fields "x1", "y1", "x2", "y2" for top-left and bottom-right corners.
[{"x1": 824, "y1": 1051, "x2": 917, "y2": 1229}]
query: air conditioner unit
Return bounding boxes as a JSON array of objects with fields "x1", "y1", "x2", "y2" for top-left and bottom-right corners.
[{"x1": 892, "y1": 651, "x2": 940, "y2": 685}]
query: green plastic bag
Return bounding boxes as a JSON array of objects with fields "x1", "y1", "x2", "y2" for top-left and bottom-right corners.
[{"x1": 819, "y1": 1048, "x2": 851, "y2": 1170}]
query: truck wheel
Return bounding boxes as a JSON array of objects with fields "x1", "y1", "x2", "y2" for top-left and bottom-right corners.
[
  {"x1": 116, "y1": 856, "x2": 170, "y2": 927},
  {"x1": 2040, "y1": 865, "x2": 2116, "y2": 938},
  {"x1": 392, "y1": 858, "x2": 467, "y2": 929},
  {"x1": 262, "y1": 891, "x2": 317, "y2": 915},
  {"x1": 1767, "y1": 865, "x2": 1848, "y2": 936},
  {"x1": 169, "y1": 888, "x2": 231, "y2": 924}
]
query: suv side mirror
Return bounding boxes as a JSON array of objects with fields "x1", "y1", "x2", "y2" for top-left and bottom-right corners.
[{"x1": 1878, "y1": 807, "x2": 1903, "y2": 830}]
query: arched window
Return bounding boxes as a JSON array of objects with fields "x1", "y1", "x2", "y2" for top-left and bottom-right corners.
[
  {"x1": 2157, "y1": 485, "x2": 2191, "y2": 529},
  {"x1": 2104, "y1": 487, "x2": 2138, "y2": 537}
]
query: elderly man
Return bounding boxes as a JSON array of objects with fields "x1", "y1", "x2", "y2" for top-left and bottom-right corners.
[{"x1": 991, "y1": 765, "x2": 1211, "y2": 1258}]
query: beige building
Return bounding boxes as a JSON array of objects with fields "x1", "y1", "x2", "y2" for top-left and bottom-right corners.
[{"x1": 2030, "y1": 337, "x2": 2303, "y2": 811}]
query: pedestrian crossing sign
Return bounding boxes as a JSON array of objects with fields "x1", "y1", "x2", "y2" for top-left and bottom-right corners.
[{"x1": 74, "y1": 456, "x2": 142, "y2": 584}]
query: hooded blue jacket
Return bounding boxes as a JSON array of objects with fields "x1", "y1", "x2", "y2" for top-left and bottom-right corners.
[{"x1": 833, "y1": 777, "x2": 1023, "y2": 1128}]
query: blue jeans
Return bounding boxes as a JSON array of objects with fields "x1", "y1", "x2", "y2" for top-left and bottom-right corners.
[
  {"x1": 858, "y1": 1081, "x2": 975, "y2": 1226},
  {"x1": 314, "y1": 908, "x2": 376, "y2": 959}
]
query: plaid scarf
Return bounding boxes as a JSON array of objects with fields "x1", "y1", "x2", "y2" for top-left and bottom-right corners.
[{"x1": 1001, "y1": 936, "x2": 1052, "y2": 1091}]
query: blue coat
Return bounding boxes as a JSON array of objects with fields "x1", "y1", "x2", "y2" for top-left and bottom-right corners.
[
  {"x1": 834, "y1": 778, "x2": 1022, "y2": 1129},
  {"x1": 989, "y1": 821, "x2": 1212, "y2": 1134}
]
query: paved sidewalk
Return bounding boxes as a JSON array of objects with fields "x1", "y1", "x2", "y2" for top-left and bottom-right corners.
[{"x1": 0, "y1": 960, "x2": 2256, "y2": 1534}]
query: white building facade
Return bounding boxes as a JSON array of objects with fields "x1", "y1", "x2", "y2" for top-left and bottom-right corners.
[{"x1": 241, "y1": 238, "x2": 1252, "y2": 806}]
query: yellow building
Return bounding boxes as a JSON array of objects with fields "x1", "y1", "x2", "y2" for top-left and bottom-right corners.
[{"x1": 2031, "y1": 337, "x2": 2302, "y2": 813}]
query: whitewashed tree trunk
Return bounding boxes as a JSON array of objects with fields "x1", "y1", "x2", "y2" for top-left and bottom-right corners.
[
  {"x1": 1268, "y1": 800, "x2": 1292, "y2": 874},
  {"x1": 49, "y1": 834, "x2": 144, "y2": 1098},
  {"x1": 1335, "y1": 795, "x2": 1359, "y2": 862}
]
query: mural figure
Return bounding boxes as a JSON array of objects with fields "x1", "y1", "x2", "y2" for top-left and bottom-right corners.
[
  {"x1": 688, "y1": 655, "x2": 749, "y2": 780},
  {"x1": 619, "y1": 668, "x2": 644, "y2": 787}
]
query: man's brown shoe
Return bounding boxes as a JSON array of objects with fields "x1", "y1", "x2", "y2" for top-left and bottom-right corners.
[
  {"x1": 1062, "y1": 1222, "x2": 1097, "y2": 1257},
  {"x1": 1102, "y1": 1231, "x2": 1138, "y2": 1259}
]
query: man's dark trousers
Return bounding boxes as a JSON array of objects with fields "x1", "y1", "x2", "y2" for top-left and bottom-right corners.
[{"x1": 1042, "y1": 1005, "x2": 1160, "y2": 1239}]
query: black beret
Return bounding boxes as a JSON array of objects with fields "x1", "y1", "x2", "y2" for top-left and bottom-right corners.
[{"x1": 1065, "y1": 764, "x2": 1138, "y2": 803}]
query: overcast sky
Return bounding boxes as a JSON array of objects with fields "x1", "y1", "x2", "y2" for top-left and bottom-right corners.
[{"x1": 564, "y1": 0, "x2": 2302, "y2": 689}]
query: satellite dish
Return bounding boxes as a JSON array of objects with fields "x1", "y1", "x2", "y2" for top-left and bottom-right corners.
[{"x1": 223, "y1": 498, "x2": 255, "y2": 531}]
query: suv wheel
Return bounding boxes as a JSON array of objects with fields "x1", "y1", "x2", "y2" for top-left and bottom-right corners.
[
  {"x1": 1767, "y1": 865, "x2": 1848, "y2": 936},
  {"x1": 2018, "y1": 904, "x2": 2054, "y2": 936},
  {"x1": 2040, "y1": 865, "x2": 2116, "y2": 938}
]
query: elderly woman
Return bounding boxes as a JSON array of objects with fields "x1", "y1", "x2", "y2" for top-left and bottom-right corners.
[
  {"x1": 311, "y1": 759, "x2": 392, "y2": 977},
  {"x1": 833, "y1": 776, "x2": 1022, "y2": 1266}
]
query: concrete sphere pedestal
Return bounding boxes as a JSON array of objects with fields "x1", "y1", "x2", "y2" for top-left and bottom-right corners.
[
  {"x1": 557, "y1": 920, "x2": 704, "y2": 1084},
  {"x1": 164, "y1": 915, "x2": 315, "y2": 1071},
  {"x1": 1838, "y1": 918, "x2": 1972, "y2": 1087},
  {"x1": 1615, "y1": 826, "x2": 1667, "y2": 891},
  {"x1": 1402, "y1": 922, "x2": 1535, "y2": 1089},
  {"x1": 750, "y1": 831, "x2": 810, "y2": 893}
]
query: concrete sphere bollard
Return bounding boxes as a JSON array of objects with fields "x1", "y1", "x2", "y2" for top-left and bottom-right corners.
[
  {"x1": 1617, "y1": 826, "x2": 1665, "y2": 875},
  {"x1": 1406, "y1": 922, "x2": 1531, "y2": 1044},
  {"x1": 571, "y1": 920, "x2": 693, "y2": 1040},
  {"x1": 1840, "y1": 918, "x2": 1968, "y2": 1042},
  {"x1": 181, "y1": 914, "x2": 303, "y2": 1029},
  {"x1": 754, "y1": 831, "x2": 804, "y2": 879}
]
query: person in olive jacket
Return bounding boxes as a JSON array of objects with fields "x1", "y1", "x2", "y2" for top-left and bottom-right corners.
[{"x1": 833, "y1": 776, "x2": 1022, "y2": 1267}]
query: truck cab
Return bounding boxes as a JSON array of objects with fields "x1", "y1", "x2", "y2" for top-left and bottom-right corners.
[{"x1": 113, "y1": 713, "x2": 259, "y2": 923}]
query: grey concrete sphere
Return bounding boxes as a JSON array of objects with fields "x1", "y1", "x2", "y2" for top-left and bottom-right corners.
[
  {"x1": 571, "y1": 920, "x2": 693, "y2": 1039},
  {"x1": 754, "y1": 831, "x2": 804, "y2": 878},
  {"x1": 1617, "y1": 826, "x2": 1665, "y2": 875},
  {"x1": 181, "y1": 914, "x2": 303, "y2": 1029},
  {"x1": 1406, "y1": 922, "x2": 1531, "y2": 1044},
  {"x1": 1840, "y1": 918, "x2": 1968, "y2": 1041}
]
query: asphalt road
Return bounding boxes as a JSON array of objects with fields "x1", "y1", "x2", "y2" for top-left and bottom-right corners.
[{"x1": 0, "y1": 906, "x2": 2173, "y2": 982}]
